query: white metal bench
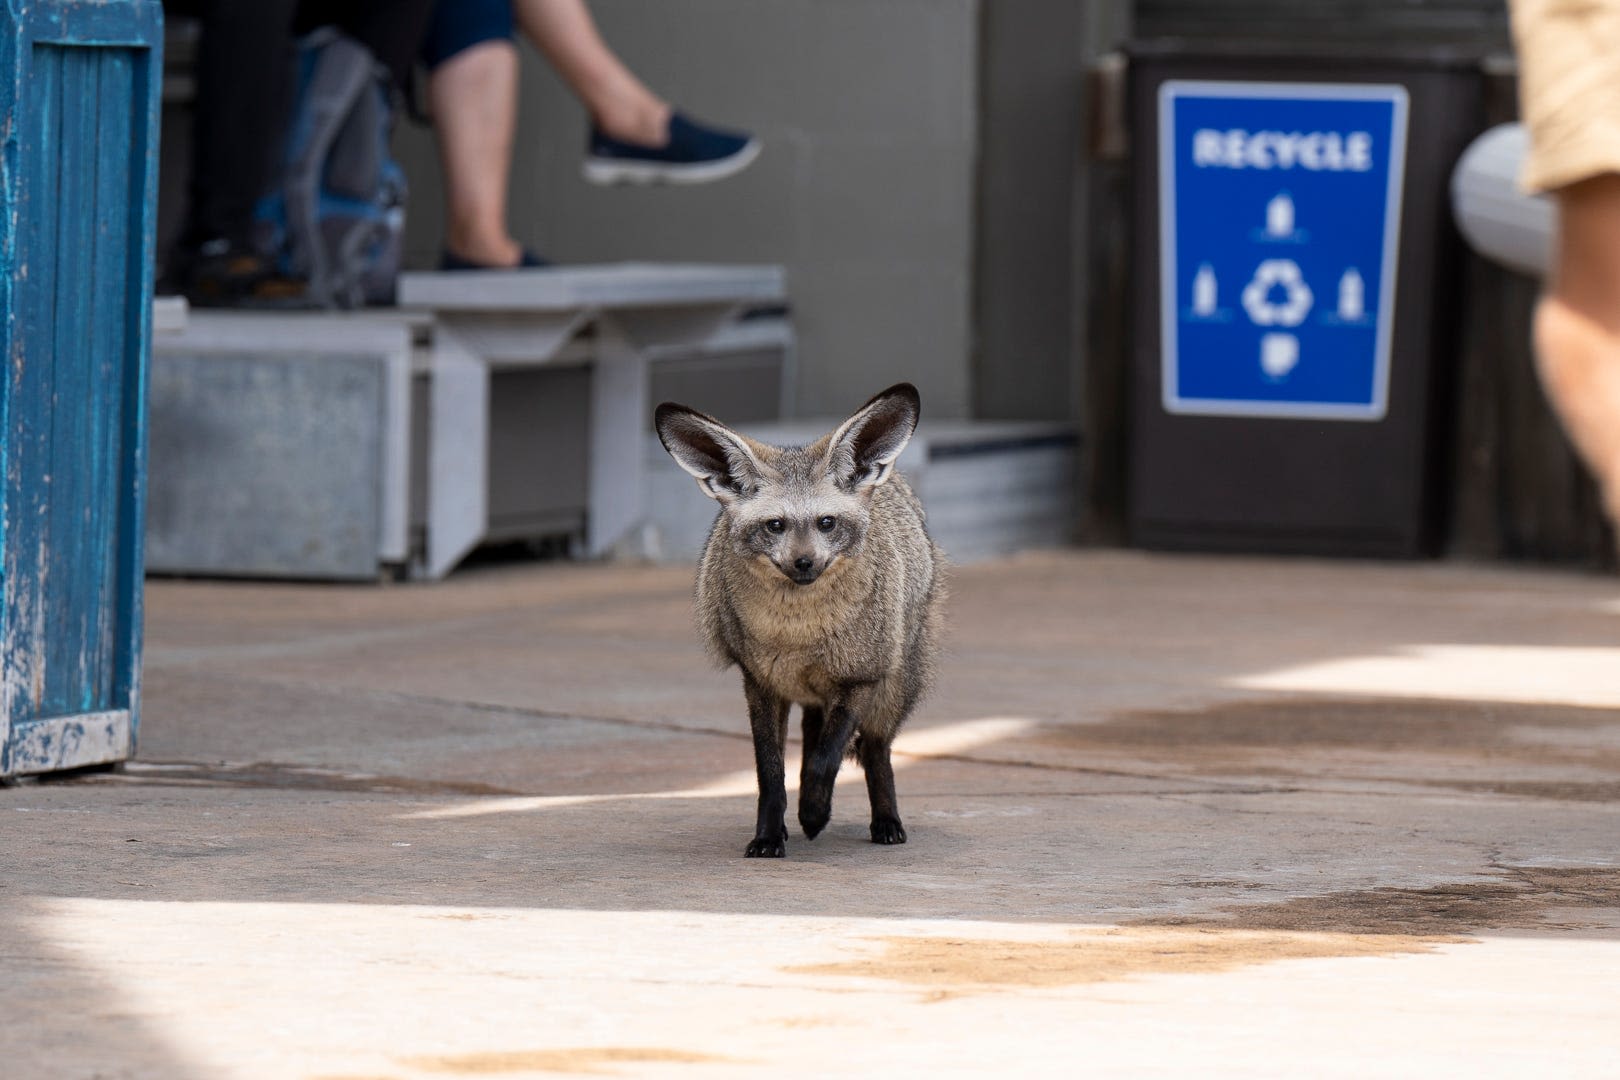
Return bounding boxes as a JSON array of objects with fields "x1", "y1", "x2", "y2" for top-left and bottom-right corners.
[{"x1": 147, "y1": 263, "x2": 789, "y2": 580}]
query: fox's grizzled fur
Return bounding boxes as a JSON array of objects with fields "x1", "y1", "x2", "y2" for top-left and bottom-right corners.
[{"x1": 655, "y1": 383, "x2": 946, "y2": 858}]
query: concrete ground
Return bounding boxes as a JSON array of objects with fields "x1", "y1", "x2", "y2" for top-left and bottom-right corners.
[{"x1": 4, "y1": 549, "x2": 1620, "y2": 1078}]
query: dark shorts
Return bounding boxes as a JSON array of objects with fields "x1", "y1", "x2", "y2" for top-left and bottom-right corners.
[{"x1": 421, "y1": 0, "x2": 514, "y2": 70}]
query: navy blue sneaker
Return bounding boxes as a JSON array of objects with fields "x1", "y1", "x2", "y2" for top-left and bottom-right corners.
[
  {"x1": 584, "y1": 111, "x2": 760, "y2": 185},
  {"x1": 438, "y1": 246, "x2": 550, "y2": 271}
]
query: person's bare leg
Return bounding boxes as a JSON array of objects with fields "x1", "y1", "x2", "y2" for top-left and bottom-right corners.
[
  {"x1": 1535, "y1": 173, "x2": 1620, "y2": 525},
  {"x1": 427, "y1": 39, "x2": 524, "y2": 267},
  {"x1": 513, "y1": 0, "x2": 670, "y2": 145}
]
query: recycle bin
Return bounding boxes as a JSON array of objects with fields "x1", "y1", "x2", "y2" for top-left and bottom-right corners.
[
  {"x1": 1, "y1": 0, "x2": 163, "y2": 777},
  {"x1": 1126, "y1": 41, "x2": 1486, "y2": 557}
]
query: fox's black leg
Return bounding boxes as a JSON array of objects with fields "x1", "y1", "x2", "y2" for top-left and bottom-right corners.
[
  {"x1": 743, "y1": 674, "x2": 789, "y2": 858},
  {"x1": 798, "y1": 686, "x2": 870, "y2": 840},
  {"x1": 799, "y1": 705, "x2": 825, "y2": 793},
  {"x1": 858, "y1": 735, "x2": 906, "y2": 845}
]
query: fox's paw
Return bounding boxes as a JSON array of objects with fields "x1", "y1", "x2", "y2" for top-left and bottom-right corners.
[
  {"x1": 745, "y1": 836, "x2": 786, "y2": 858},
  {"x1": 870, "y1": 818, "x2": 907, "y2": 845},
  {"x1": 798, "y1": 798, "x2": 831, "y2": 840}
]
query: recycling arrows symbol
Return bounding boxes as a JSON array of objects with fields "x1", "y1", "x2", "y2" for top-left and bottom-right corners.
[
  {"x1": 1181, "y1": 191, "x2": 1369, "y2": 387},
  {"x1": 1241, "y1": 259, "x2": 1314, "y2": 327}
]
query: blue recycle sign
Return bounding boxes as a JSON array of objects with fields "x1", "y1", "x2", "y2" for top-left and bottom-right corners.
[{"x1": 1158, "y1": 81, "x2": 1409, "y2": 420}]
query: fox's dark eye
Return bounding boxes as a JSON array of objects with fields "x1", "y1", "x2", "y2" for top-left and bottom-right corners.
[
  {"x1": 765, "y1": 518, "x2": 786, "y2": 535},
  {"x1": 816, "y1": 516, "x2": 837, "y2": 533}
]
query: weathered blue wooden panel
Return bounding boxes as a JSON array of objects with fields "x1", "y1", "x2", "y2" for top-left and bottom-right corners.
[{"x1": 1, "y1": 1, "x2": 162, "y2": 778}]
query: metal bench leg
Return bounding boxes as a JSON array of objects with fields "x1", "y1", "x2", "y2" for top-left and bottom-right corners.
[
  {"x1": 587, "y1": 318, "x2": 650, "y2": 558},
  {"x1": 418, "y1": 326, "x2": 491, "y2": 579}
]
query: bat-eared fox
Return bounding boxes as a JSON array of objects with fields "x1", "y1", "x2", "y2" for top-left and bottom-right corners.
[{"x1": 655, "y1": 383, "x2": 946, "y2": 858}]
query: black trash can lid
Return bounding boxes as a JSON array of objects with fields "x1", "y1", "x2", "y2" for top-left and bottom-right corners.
[{"x1": 1125, "y1": 37, "x2": 1488, "y2": 74}]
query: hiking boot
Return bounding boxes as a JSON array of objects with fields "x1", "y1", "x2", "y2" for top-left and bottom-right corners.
[{"x1": 167, "y1": 239, "x2": 309, "y2": 309}]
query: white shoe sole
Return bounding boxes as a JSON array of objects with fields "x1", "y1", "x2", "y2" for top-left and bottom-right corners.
[{"x1": 582, "y1": 138, "x2": 761, "y2": 186}]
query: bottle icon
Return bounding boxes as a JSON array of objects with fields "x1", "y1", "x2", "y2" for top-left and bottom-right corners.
[
  {"x1": 1192, "y1": 263, "x2": 1217, "y2": 317},
  {"x1": 1261, "y1": 333, "x2": 1300, "y2": 379},
  {"x1": 1266, "y1": 192, "x2": 1295, "y2": 238},
  {"x1": 1338, "y1": 268, "x2": 1365, "y2": 321}
]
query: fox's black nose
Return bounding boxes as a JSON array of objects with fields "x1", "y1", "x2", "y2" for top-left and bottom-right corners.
[{"x1": 794, "y1": 556, "x2": 814, "y2": 573}]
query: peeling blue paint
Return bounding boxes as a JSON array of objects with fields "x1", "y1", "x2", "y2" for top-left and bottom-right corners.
[
  {"x1": 2, "y1": 711, "x2": 131, "y2": 775},
  {"x1": 2, "y1": 2, "x2": 160, "y2": 778}
]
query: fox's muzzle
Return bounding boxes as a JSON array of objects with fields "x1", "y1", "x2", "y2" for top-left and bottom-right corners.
[{"x1": 783, "y1": 555, "x2": 822, "y2": 585}]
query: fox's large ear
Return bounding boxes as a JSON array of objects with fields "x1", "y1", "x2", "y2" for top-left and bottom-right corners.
[
  {"x1": 655, "y1": 403, "x2": 767, "y2": 503},
  {"x1": 826, "y1": 383, "x2": 920, "y2": 493}
]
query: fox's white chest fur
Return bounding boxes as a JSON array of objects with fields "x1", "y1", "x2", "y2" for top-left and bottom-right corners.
[{"x1": 713, "y1": 555, "x2": 875, "y2": 705}]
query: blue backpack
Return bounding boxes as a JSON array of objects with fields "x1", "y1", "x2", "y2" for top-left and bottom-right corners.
[{"x1": 255, "y1": 28, "x2": 406, "y2": 308}]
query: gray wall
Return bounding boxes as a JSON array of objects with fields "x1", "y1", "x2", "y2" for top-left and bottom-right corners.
[
  {"x1": 396, "y1": 0, "x2": 981, "y2": 420},
  {"x1": 972, "y1": 1, "x2": 1090, "y2": 422}
]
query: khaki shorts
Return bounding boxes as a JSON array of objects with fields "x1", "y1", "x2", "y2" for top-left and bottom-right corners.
[{"x1": 1511, "y1": 0, "x2": 1620, "y2": 192}]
